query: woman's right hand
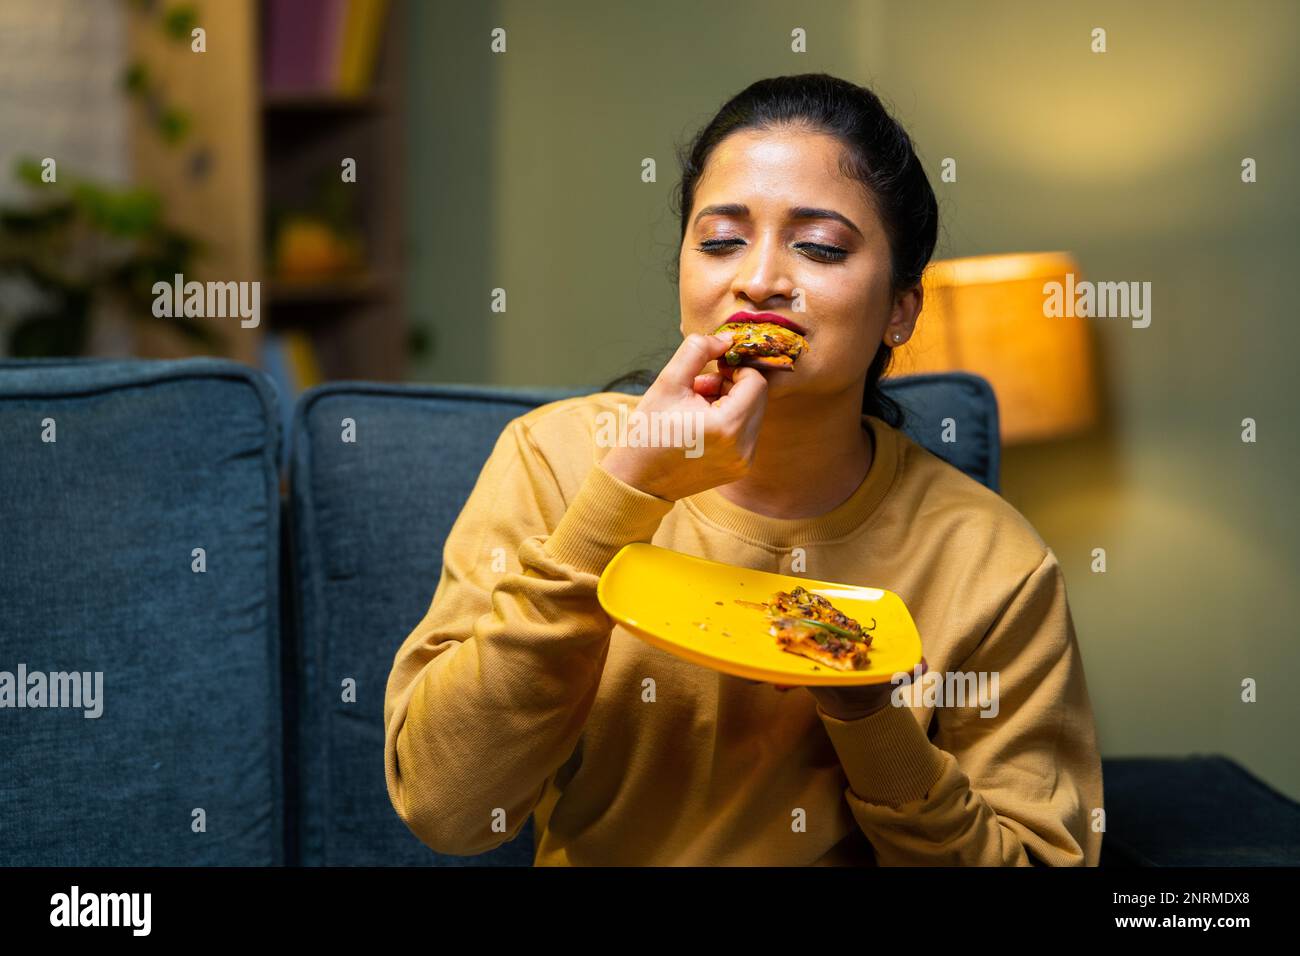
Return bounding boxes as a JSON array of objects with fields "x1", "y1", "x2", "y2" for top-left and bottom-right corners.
[{"x1": 599, "y1": 331, "x2": 770, "y2": 501}]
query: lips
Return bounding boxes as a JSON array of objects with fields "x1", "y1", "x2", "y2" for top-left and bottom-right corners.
[{"x1": 726, "y1": 311, "x2": 808, "y2": 336}]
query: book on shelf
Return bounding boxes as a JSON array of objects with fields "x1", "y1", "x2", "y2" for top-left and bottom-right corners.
[
  {"x1": 337, "y1": 0, "x2": 389, "y2": 95},
  {"x1": 262, "y1": 0, "x2": 389, "y2": 96}
]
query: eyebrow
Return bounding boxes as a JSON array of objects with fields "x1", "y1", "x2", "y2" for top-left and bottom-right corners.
[{"x1": 692, "y1": 203, "x2": 863, "y2": 238}]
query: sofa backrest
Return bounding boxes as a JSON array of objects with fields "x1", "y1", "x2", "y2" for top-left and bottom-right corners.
[
  {"x1": 0, "y1": 358, "x2": 285, "y2": 865},
  {"x1": 287, "y1": 371, "x2": 1000, "y2": 866},
  {"x1": 287, "y1": 383, "x2": 576, "y2": 866},
  {"x1": 880, "y1": 371, "x2": 1001, "y2": 492}
]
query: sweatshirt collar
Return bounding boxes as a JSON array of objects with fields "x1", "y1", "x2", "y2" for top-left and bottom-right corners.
[{"x1": 683, "y1": 415, "x2": 899, "y2": 549}]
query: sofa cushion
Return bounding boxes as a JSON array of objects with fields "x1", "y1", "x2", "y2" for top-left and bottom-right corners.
[
  {"x1": 0, "y1": 358, "x2": 284, "y2": 865},
  {"x1": 1100, "y1": 756, "x2": 1300, "y2": 866},
  {"x1": 288, "y1": 383, "x2": 588, "y2": 865}
]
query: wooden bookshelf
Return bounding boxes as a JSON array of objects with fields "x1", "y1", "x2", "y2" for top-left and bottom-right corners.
[
  {"x1": 261, "y1": 92, "x2": 387, "y2": 114},
  {"x1": 256, "y1": 0, "x2": 408, "y2": 382},
  {"x1": 265, "y1": 273, "x2": 394, "y2": 304},
  {"x1": 126, "y1": 0, "x2": 408, "y2": 382}
]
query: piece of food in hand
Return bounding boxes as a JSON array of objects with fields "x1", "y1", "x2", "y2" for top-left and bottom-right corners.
[
  {"x1": 736, "y1": 585, "x2": 874, "y2": 672},
  {"x1": 714, "y1": 321, "x2": 808, "y2": 371}
]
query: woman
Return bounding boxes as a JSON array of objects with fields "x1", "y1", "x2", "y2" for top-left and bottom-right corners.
[{"x1": 384, "y1": 74, "x2": 1103, "y2": 866}]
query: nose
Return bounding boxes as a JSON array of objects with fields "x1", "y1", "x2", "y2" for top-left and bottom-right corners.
[{"x1": 730, "y1": 233, "x2": 796, "y2": 308}]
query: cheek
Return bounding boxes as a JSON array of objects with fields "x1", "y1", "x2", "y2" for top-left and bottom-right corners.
[
  {"x1": 825, "y1": 264, "x2": 892, "y2": 329},
  {"x1": 798, "y1": 261, "x2": 877, "y2": 314},
  {"x1": 796, "y1": 272, "x2": 884, "y2": 374},
  {"x1": 678, "y1": 261, "x2": 725, "y2": 327}
]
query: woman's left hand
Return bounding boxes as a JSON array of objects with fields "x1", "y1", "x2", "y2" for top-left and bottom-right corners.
[{"x1": 777, "y1": 657, "x2": 928, "y2": 721}]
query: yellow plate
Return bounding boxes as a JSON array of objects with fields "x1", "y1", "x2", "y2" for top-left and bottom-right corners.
[{"x1": 597, "y1": 542, "x2": 922, "y2": 686}]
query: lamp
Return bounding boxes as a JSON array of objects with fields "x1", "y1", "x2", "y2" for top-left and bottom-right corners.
[{"x1": 889, "y1": 251, "x2": 1100, "y2": 445}]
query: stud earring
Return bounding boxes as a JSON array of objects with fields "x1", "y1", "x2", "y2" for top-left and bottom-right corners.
[{"x1": 892, "y1": 332, "x2": 902, "y2": 343}]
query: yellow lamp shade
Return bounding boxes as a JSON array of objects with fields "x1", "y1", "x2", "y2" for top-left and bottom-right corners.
[{"x1": 888, "y1": 251, "x2": 1100, "y2": 445}]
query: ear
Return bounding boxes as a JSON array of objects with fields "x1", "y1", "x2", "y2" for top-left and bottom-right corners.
[{"x1": 885, "y1": 283, "x2": 924, "y2": 343}]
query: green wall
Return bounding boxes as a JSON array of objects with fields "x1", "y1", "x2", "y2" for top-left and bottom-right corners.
[{"x1": 407, "y1": 0, "x2": 1300, "y2": 799}]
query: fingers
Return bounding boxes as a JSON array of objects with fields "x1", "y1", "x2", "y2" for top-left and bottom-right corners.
[
  {"x1": 692, "y1": 372, "x2": 737, "y2": 400},
  {"x1": 692, "y1": 372, "x2": 723, "y2": 398},
  {"x1": 660, "y1": 332, "x2": 734, "y2": 391},
  {"x1": 712, "y1": 364, "x2": 767, "y2": 412}
]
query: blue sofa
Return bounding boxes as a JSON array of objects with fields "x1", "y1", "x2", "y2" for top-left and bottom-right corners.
[{"x1": 1, "y1": 357, "x2": 1296, "y2": 866}]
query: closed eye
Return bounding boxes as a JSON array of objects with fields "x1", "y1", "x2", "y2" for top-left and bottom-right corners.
[{"x1": 696, "y1": 238, "x2": 848, "y2": 263}]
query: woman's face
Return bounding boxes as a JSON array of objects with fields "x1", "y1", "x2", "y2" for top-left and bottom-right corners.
[{"x1": 678, "y1": 127, "x2": 917, "y2": 402}]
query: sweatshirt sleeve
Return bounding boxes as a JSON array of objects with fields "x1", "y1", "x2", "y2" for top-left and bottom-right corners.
[
  {"x1": 383, "y1": 416, "x2": 675, "y2": 856},
  {"x1": 816, "y1": 547, "x2": 1105, "y2": 866}
]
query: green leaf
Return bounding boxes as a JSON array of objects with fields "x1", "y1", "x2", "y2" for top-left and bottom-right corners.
[
  {"x1": 156, "y1": 107, "x2": 191, "y2": 145},
  {"x1": 787, "y1": 617, "x2": 864, "y2": 641},
  {"x1": 162, "y1": 4, "x2": 199, "y2": 40},
  {"x1": 14, "y1": 157, "x2": 52, "y2": 188},
  {"x1": 69, "y1": 182, "x2": 163, "y2": 237},
  {"x1": 122, "y1": 62, "x2": 150, "y2": 95},
  {"x1": 0, "y1": 203, "x2": 76, "y2": 235}
]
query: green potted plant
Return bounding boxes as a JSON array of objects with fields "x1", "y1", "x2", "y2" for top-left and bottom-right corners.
[{"x1": 0, "y1": 159, "x2": 218, "y2": 357}]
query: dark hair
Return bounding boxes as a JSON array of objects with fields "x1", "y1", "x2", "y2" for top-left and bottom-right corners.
[{"x1": 601, "y1": 73, "x2": 940, "y2": 428}]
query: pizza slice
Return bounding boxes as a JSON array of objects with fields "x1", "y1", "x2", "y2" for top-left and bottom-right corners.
[
  {"x1": 768, "y1": 615, "x2": 871, "y2": 671},
  {"x1": 768, "y1": 586, "x2": 870, "y2": 639},
  {"x1": 735, "y1": 586, "x2": 874, "y2": 671}
]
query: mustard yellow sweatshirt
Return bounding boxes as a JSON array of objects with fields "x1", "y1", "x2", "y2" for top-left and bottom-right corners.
[{"x1": 383, "y1": 392, "x2": 1104, "y2": 866}]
